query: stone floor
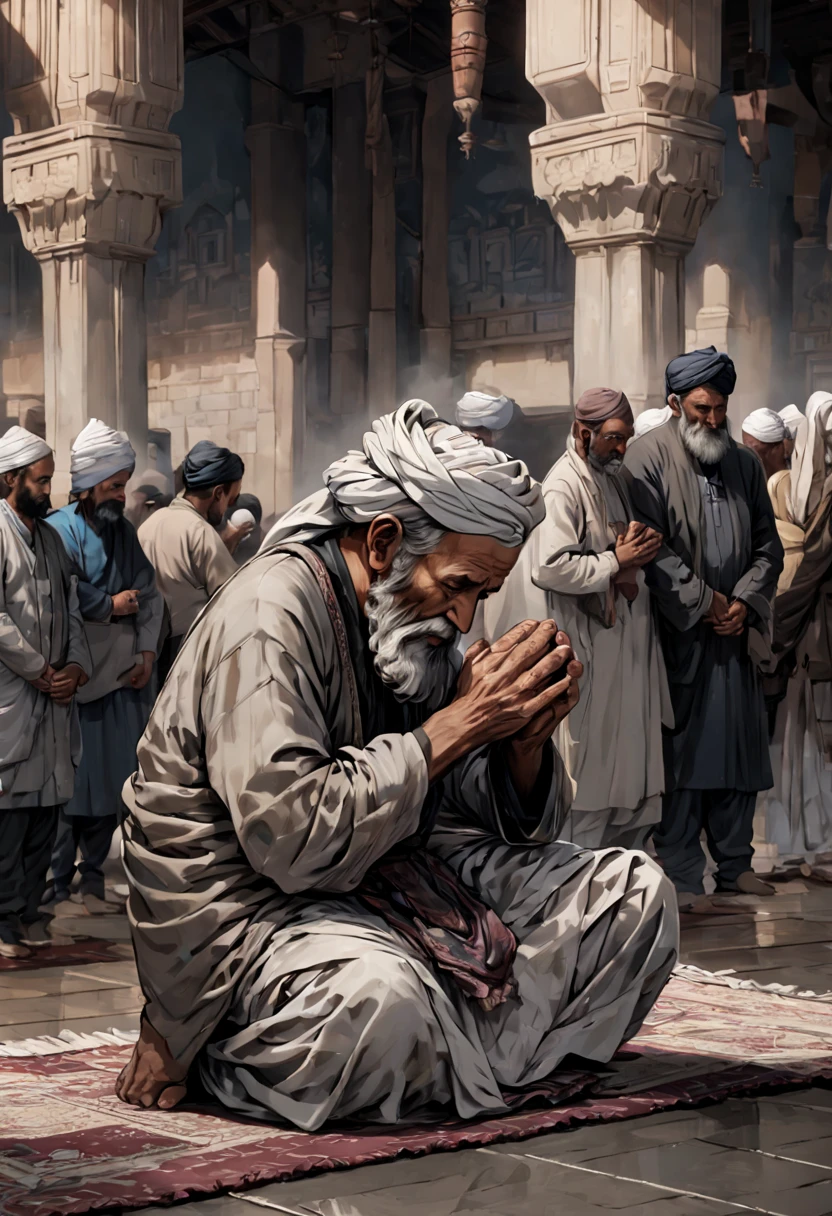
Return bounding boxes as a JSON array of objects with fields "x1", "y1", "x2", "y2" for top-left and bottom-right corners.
[{"x1": 4, "y1": 880, "x2": 832, "y2": 1216}]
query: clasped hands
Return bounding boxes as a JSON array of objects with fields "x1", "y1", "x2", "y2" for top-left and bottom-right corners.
[
  {"x1": 423, "y1": 619, "x2": 584, "y2": 798},
  {"x1": 704, "y1": 589, "x2": 748, "y2": 636},
  {"x1": 613, "y1": 520, "x2": 662, "y2": 602},
  {"x1": 31, "y1": 662, "x2": 87, "y2": 705}
]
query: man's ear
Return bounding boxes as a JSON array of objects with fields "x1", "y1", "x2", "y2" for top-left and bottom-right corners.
[
  {"x1": 668, "y1": 393, "x2": 682, "y2": 417},
  {"x1": 366, "y1": 514, "x2": 403, "y2": 574}
]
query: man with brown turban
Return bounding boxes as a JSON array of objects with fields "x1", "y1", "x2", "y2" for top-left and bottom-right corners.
[{"x1": 486, "y1": 387, "x2": 668, "y2": 848}]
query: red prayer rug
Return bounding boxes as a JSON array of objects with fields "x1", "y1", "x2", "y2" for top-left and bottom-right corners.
[
  {"x1": 0, "y1": 940, "x2": 130, "y2": 973},
  {"x1": 1, "y1": 974, "x2": 832, "y2": 1216}
]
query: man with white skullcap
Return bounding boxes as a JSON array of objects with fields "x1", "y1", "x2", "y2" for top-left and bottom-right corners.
[
  {"x1": 742, "y1": 409, "x2": 789, "y2": 480},
  {"x1": 455, "y1": 390, "x2": 515, "y2": 447},
  {"x1": 44, "y1": 420, "x2": 164, "y2": 916},
  {"x1": 0, "y1": 427, "x2": 91, "y2": 957},
  {"x1": 117, "y1": 400, "x2": 677, "y2": 1126}
]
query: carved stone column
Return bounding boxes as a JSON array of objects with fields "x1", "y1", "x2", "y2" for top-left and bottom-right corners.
[
  {"x1": 247, "y1": 33, "x2": 307, "y2": 517},
  {"x1": 420, "y1": 76, "x2": 453, "y2": 380},
  {"x1": 1, "y1": 0, "x2": 183, "y2": 498},
  {"x1": 368, "y1": 115, "x2": 397, "y2": 418},
  {"x1": 331, "y1": 80, "x2": 372, "y2": 419},
  {"x1": 527, "y1": 0, "x2": 725, "y2": 413}
]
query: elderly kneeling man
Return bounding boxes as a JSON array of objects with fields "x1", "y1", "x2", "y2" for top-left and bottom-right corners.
[{"x1": 117, "y1": 401, "x2": 678, "y2": 1130}]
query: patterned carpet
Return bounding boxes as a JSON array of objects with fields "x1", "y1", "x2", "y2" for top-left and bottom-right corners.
[
  {"x1": 1, "y1": 974, "x2": 831, "y2": 1216},
  {"x1": 0, "y1": 940, "x2": 130, "y2": 973}
]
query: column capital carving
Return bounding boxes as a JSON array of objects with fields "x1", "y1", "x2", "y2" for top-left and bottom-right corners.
[
  {"x1": 530, "y1": 111, "x2": 725, "y2": 252},
  {"x1": 2, "y1": 123, "x2": 182, "y2": 261}
]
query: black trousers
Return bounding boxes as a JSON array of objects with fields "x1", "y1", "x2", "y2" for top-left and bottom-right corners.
[
  {"x1": 653, "y1": 788, "x2": 756, "y2": 896},
  {"x1": 49, "y1": 812, "x2": 118, "y2": 901},
  {"x1": 0, "y1": 806, "x2": 59, "y2": 926}
]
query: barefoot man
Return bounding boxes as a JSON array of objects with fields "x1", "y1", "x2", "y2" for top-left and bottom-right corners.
[{"x1": 118, "y1": 401, "x2": 678, "y2": 1129}]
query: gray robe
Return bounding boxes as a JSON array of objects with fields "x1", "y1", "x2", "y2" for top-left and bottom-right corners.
[
  {"x1": 123, "y1": 539, "x2": 678, "y2": 1130},
  {"x1": 621, "y1": 419, "x2": 784, "y2": 793},
  {"x1": 0, "y1": 501, "x2": 90, "y2": 807}
]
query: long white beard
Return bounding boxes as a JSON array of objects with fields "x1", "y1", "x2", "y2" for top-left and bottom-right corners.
[
  {"x1": 679, "y1": 412, "x2": 731, "y2": 464},
  {"x1": 365, "y1": 548, "x2": 462, "y2": 706}
]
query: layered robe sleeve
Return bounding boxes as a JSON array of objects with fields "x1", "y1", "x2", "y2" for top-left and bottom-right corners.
[
  {"x1": 729, "y1": 450, "x2": 783, "y2": 633},
  {"x1": 0, "y1": 524, "x2": 48, "y2": 681},
  {"x1": 435, "y1": 740, "x2": 571, "y2": 846},
  {"x1": 621, "y1": 435, "x2": 713, "y2": 631},
  {"x1": 193, "y1": 522, "x2": 238, "y2": 599},
  {"x1": 127, "y1": 525, "x2": 164, "y2": 654},
  {"x1": 200, "y1": 557, "x2": 429, "y2": 897},
  {"x1": 535, "y1": 474, "x2": 619, "y2": 596},
  {"x1": 772, "y1": 476, "x2": 832, "y2": 662}
]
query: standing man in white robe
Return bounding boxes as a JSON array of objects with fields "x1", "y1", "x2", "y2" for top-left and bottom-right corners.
[
  {"x1": 116, "y1": 400, "x2": 678, "y2": 1129},
  {"x1": 485, "y1": 387, "x2": 668, "y2": 849},
  {"x1": 0, "y1": 427, "x2": 90, "y2": 957}
]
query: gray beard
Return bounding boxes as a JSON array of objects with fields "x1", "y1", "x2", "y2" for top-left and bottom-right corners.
[
  {"x1": 365, "y1": 548, "x2": 462, "y2": 708},
  {"x1": 588, "y1": 450, "x2": 622, "y2": 475},
  {"x1": 679, "y1": 413, "x2": 731, "y2": 464}
]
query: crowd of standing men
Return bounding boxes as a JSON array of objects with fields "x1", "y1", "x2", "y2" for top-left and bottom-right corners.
[
  {"x1": 474, "y1": 348, "x2": 832, "y2": 913},
  {"x1": 0, "y1": 421, "x2": 259, "y2": 957},
  {"x1": 0, "y1": 342, "x2": 829, "y2": 955}
]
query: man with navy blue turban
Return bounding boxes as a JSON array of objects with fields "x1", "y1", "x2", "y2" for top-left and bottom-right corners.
[
  {"x1": 138, "y1": 440, "x2": 249, "y2": 682},
  {"x1": 621, "y1": 348, "x2": 784, "y2": 911}
]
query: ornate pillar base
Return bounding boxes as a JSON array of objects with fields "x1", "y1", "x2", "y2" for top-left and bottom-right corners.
[{"x1": 531, "y1": 111, "x2": 724, "y2": 410}]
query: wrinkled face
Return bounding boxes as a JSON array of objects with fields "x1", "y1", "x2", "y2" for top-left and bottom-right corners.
[
  {"x1": 9, "y1": 456, "x2": 54, "y2": 520},
  {"x1": 366, "y1": 531, "x2": 520, "y2": 705},
  {"x1": 673, "y1": 386, "x2": 731, "y2": 464},
  {"x1": 90, "y1": 469, "x2": 133, "y2": 520},
  {"x1": 575, "y1": 417, "x2": 633, "y2": 472},
  {"x1": 742, "y1": 431, "x2": 788, "y2": 478},
  {"x1": 394, "y1": 532, "x2": 519, "y2": 637},
  {"x1": 673, "y1": 386, "x2": 728, "y2": 431}
]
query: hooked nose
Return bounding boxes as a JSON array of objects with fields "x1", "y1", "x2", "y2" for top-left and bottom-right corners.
[{"x1": 451, "y1": 597, "x2": 478, "y2": 635}]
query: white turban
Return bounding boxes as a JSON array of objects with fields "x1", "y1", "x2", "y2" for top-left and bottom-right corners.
[
  {"x1": 264, "y1": 399, "x2": 543, "y2": 550},
  {"x1": 779, "y1": 404, "x2": 804, "y2": 441},
  {"x1": 70, "y1": 419, "x2": 135, "y2": 494},
  {"x1": 742, "y1": 408, "x2": 788, "y2": 444},
  {"x1": 0, "y1": 425, "x2": 52, "y2": 474},
  {"x1": 455, "y1": 391, "x2": 515, "y2": 433},
  {"x1": 633, "y1": 405, "x2": 673, "y2": 439},
  {"x1": 789, "y1": 392, "x2": 832, "y2": 526}
]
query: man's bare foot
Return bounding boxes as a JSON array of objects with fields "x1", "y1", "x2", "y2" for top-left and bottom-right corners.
[{"x1": 116, "y1": 1016, "x2": 188, "y2": 1110}]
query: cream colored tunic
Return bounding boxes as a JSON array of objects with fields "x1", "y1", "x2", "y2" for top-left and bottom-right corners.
[
  {"x1": 123, "y1": 544, "x2": 678, "y2": 1130},
  {"x1": 0, "y1": 502, "x2": 90, "y2": 806},
  {"x1": 138, "y1": 496, "x2": 237, "y2": 638},
  {"x1": 485, "y1": 444, "x2": 670, "y2": 848},
  {"x1": 760, "y1": 470, "x2": 832, "y2": 856}
]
